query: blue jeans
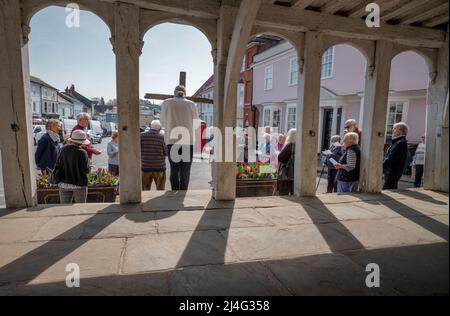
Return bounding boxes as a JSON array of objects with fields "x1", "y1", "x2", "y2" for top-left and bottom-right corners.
[
  {"x1": 414, "y1": 165, "x2": 424, "y2": 188},
  {"x1": 167, "y1": 145, "x2": 194, "y2": 191},
  {"x1": 337, "y1": 181, "x2": 358, "y2": 193}
]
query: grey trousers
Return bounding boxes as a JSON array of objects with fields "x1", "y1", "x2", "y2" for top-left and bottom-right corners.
[{"x1": 59, "y1": 187, "x2": 88, "y2": 204}]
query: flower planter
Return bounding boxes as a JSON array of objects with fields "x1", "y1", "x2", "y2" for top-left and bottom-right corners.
[
  {"x1": 236, "y1": 179, "x2": 278, "y2": 198},
  {"x1": 36, "y1": 168, "x2": 119, "y2": 204},
  {"x1": 37, "y1": 186, "x2": 118, "y2": 204}
]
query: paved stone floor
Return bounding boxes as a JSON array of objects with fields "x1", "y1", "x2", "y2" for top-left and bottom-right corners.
[{"x1": 0, "y1": 189, "x2": 448, "y2": 296}]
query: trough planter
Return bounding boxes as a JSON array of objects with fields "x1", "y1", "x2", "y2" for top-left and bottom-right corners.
[
  {"x1": 37, "y1": 186, "x2": 118, "y2": 204},
  {"x1": 236, "y1": 179, "x2": 278, "y2": 198}
]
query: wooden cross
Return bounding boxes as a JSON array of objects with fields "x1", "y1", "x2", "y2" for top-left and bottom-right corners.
[{"x1": 144, "y1": 71, "x2": 214, "y2": 104}]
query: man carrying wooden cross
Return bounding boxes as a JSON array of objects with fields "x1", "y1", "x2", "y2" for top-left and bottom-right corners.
[{"x1": 160, "y1": 85, "x2": 199, "y2": 191}]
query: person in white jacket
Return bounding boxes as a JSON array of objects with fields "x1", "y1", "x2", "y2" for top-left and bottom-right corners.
[
  {"x1": 412, "y1": 136, "x2": 426, "y2": 188},
  {"x1": 160, "y1": 85, "x2": 199, "y2": 191}
]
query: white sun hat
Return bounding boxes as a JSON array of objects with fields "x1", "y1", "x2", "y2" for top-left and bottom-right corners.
[{"x1": 69, "y1": 130, "x2": 91, "y2": 145}]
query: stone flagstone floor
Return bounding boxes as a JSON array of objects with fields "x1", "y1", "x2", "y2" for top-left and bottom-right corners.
[{"x1": 0, "y1": 189, "x2": 448, "y2": 296}]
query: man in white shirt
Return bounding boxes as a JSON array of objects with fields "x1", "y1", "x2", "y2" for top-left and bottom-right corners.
[{"x1": 160, "y1": 85, "x2": 199, "y2": 191}]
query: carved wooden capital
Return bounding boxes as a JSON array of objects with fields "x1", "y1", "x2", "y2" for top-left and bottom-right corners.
[
  {"x1": 299, "y1": 58, "x2": 305, "y2": 74},
  {"x1": 367, "y1": 65, "x2": 376, "y2": 79},
  {"x1": 429, "y1": 71, "x2": 438, "y2": 84},
  {"x1": 21, "y1": 23, "x2": 31, "y2": 46},
  {"x1": 110, "y1": 36, "x2": 144, "y2": 57},
  {"x1": 211, "y1": 48, "x2": 218, "y2": 64}
]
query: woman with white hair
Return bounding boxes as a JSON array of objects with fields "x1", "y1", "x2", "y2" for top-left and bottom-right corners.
[
  {"x1": 277, "y1": 134, "x2": 286, "y2": 152},
  {"x1": 257, "y1": 133, "x2": 273, "y2": 163},
  {"x1": 334, "y1": 132, "x2": 361, "y2": 193},
  {"x1": 71, "y1": 112, "x2": 101, "y2": 159},
  {"x1": 277, "y1": 129, "x2": 296, "y2": 196},
  {"x1": 323, "y1": 135, "x2": 343, "y2": 193}
]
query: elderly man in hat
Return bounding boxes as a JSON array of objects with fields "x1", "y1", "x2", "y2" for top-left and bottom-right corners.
[{"x1": 160, "y1": 85, "x2": 199, "y2": 191}]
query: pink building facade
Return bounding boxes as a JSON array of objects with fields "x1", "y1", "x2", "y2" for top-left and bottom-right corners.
[{"x1": 252, "y1": 41, "x2": 429, "y2": 151}]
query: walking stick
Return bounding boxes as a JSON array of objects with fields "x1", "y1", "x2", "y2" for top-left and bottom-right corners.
[{"x1": 316, "y1": 165, "x2": 326, "y2": 193}]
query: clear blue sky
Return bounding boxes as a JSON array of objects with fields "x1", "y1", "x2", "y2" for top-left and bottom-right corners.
[{"x1": 29, "y1": 6, "x2": 213, "y2": 102}]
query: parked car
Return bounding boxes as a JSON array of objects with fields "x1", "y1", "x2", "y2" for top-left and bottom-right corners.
[
  {"x1": 90, "y1": 120, "x2": 104, "y2": 138},
  {"x1": 32, "y1": 125, "x2": 46, "y2": 145},
  {"x1": 61, "y1": 119, "x2": 78, "y2": 138},
  {"x1": 35, "y1": 130, "x2": 47, "y2": 145},
  {"x1": 101, "y1": 122, "x2": 117, "y2": 137},
  {"x1": 87, "y1": 130, "x2": 102, "y2": 144}
]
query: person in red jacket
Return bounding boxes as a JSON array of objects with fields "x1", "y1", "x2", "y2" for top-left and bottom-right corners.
[{"x1": 71, "y1": 112, "x2": 102, "y2": 159}]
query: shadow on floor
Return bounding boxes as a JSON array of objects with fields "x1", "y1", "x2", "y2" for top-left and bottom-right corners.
[
  {"x1": 0, "y1": 191, "x2": 235, "y2": 286},
  {"x1": 363, "y1": 193, "x2": 449, "y2": 242},
  {"x1": 0, "y1": 189, "x2": 447, "y2": 295},
  {"x1": 279, "y1": 195, "x2": 366, "y2": 253},
  {"x1": 175, "y1": 199, "x2": 235, "y2": 268},
  {"x1": 393, "y1": 189, "x2": 448, "y2": 205},
  {"x1": 0, "y1": 205, "x2": 124, "y2": 284},
  {"x1": 0, "y1": 243, "x2": 447, "y2": 296},
  {"x1": 0, "y1": 192, "x2": 190, "y2": 285}
]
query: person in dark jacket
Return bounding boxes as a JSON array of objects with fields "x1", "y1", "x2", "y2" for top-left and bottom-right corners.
[
  {"x1": 323, "y1": 135, "x2": 343, "y2": 193},
  {"x1": 277, "y1": 129, "x2": 296, "y2": 196},
  {"x1": 383, "y1": 122, "x2": 409, "y2": 190},
  {"x1": 35, "y1": 119, "x2": 62, "y2": 175},
  {"x1": 335, "y1": 132, "x2": 361, "y2": 193},
  {"x1": 57, "y1": 130, "x2": 91, "y2": 204}
]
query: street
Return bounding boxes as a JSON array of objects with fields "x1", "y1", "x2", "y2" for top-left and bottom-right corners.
[
  {"x1": 0, "y1": 139, "x2": 214, "y2": 207},
  {"x1": 91, "y1": 137, "x2": 214, "y2": 191},
  {"x1": 89, "y1": 138, "x2": 329, "y2": 192},
  {"x1": 0, "y1": 140, "x2": 413, "y2": 207}
]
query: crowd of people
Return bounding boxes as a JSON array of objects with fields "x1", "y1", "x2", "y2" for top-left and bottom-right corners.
[
  {"x1": 242, "y1": 118, "x2": 424, "y2": 196},
  {"x1": 35, "y1": 85, "x2": 199, "y2": 204},
  {"x1": 34, "y1": 84, "x2": 426, "y2": 203},
  {"x1": 35, "y1": 112, "x2": 103, "y2": 203},
  {"x1": 319, "y1": 119, "x2": 424, "y2": 194}
]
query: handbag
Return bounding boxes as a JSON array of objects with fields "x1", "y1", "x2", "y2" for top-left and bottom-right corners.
[
  {"x1": 278, "y1": 144, "x2": 295, "y2": 181},
  {"x1": 47, "y1": 154, "x2": 62, "y2": 185}
]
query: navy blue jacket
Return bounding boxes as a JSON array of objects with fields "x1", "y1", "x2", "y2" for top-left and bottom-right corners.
[
  {"x1": 35, "y1": 133, "x2": 60, "y2": 171},
  {"x1": 337, "y1": 144, "x2": 361, "y2": 183},
  {"x1": 325, "y1": 145, "x2": 343, "y2": 170},
  {"x1": 383, "y1": 136, "x2": 408, "y2": 180}
]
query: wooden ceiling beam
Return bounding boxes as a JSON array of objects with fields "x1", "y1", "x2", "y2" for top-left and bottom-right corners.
[
  {"x1": 256, "y1": 2, "x2": 446, "y2": 48},
  {"x1": 291, "y1": 0, "x2": 315, "y2": 9},
  {"x1": 400, "y1": 2, "x2": 449, "y2": 25}
]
